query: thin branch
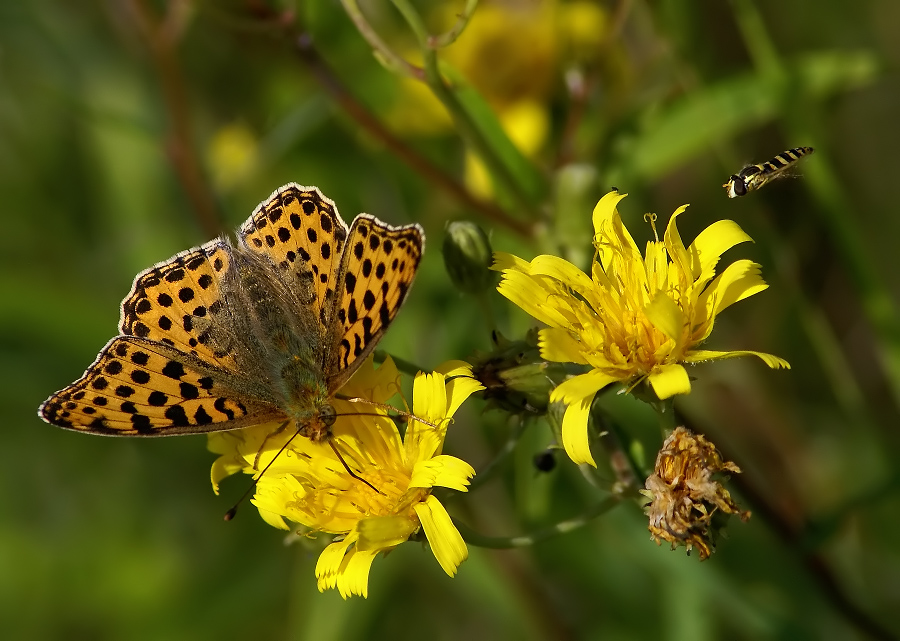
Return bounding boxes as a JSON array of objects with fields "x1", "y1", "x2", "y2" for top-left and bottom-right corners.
[
  {"x1": 454, "y1": 496, "x2": 622, "y2": 548},
  {"x1": 428, "y1": 0, "x2": 479, "y2": 49},
  {"x1": 126, "y1": 0, "x2": 224, "y2": 238},
  {"x1": 465, "y1": 414, "x2": 529, "y2": 492},
  {"x1": 340, "y1": 0, "x2": 423, "y2": 78}
]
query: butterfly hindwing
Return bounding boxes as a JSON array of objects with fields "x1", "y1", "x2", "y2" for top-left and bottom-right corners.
[
  {"x1": 39, "y1": 337, "x2": 283, "y2": 435},
  {"x1": 327, "y1": 214, "x2": 424, "y2": 388}
]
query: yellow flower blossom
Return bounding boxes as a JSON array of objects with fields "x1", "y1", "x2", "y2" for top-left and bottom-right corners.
[
  {"x1": 206, "y1": 121, "x2": 258, "y2": 189},
  {"x1": 208, "y1": 357, "x2": 483, "y2": 598},
  {"x1": 492, "y1": 191, "x2": 789, "y2": 466}
]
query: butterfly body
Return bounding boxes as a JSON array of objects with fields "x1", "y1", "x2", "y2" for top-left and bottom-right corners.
[{"x1": 40, "y1": 184, "x2": 424, "y2": 444}]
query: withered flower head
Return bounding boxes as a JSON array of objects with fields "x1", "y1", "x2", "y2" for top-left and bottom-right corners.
[{"x1": 642, "y1": 426, "x2": 750, "y2": 560}]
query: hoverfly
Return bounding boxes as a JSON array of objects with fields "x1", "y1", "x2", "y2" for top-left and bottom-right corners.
[{"x1": 724, "y1": 147, "x2": 814, "y2": 198}]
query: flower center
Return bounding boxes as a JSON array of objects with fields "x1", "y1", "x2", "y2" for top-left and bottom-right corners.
[{"x1": 588, "y1": 229, "x2": 692, "y2": 376}]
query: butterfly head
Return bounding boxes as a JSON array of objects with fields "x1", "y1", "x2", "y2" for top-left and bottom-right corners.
[{"x1": 294, "y1": 402, "x2": 337, "y2": 443}]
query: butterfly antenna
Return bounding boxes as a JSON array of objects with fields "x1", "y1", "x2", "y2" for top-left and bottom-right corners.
[
  {"x1": 334, "y1": 394, "x2": 442, "y2": 429},
  {"x1": 225, "y1": 420, "x2": 296, "y2": 521},
  {"x1": 328, "y1": 439, "x2": 382, "y2": 494}
]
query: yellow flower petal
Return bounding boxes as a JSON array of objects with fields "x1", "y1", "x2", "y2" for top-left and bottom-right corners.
[
  {"x1": 591, "y1": 189, "x2": 629, "y2": 233},
  {"x1": 644, "y1": 292, "x2": 686, "y2": 342},
  {"x1": 539, "y1": 327, "x2": 590, "y2": 364},
  {"x1": 209, "y1": 452, "x2": 244, "y2": 496},
  {"x1": 647, "y1": 363, "x2": 692, "y2": 399},
  {"x1": 697, "y1": 259, "x2": 768, "y2": 336},
  {"x1": 529, "y1": 255, "x2": 596, "y2": 302},
  {"x1": 434, "y1": 360, "x2": 477, "y2": 377},
  {"x1": 435, "y1": 363, "x2": 485, "y2": 417},
  {"x1": 414, "y1": 495, "x2": 468, "y2": 577},
  {"x1": 688, "y1": 219, "x2": 753, "y2": 281},
  {"x1": 559, "y1": 395, "x2": 596, "y2": 466},
  {"x1": 357, "y1": 516, "x2": 418, "y2": 551},
  {"x1": 341, "y1": 355, "x2": 401, "y2": 402},
  {"x1": 663, "y1": 204, "x2": 691, "y2": 278},
  {"x1": 316, "y1": 537, "x2": 355, "y2": 592},
  {"x1": 412, "y1": 371, "x2": 448, "y2": 424},
  {"x1": 410, "y1": 455, "x2": 475, "y2": 491},
  {"x1": 337, "y1": 549, "x2": 377, "y2": 599},
  {"x1": 684, "y1": 349, "x2": 791, "y2": 369},
  {"x1": 408, "y1": 371, "x2": 454, "y2": 460},
  {"x1": 550, "y1": 369, "x2": 619, "y2": 405},
  {"x1": 491, "y1": 251, "x2": 532, "y2": 272},
  {"x1": 497, "y1": 270, "x2": 573, "y2": 328},
  {"x1": 250, "y1": 482, "x2": 296, "y2": 530}
]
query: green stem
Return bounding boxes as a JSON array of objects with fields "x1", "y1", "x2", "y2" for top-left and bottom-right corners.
[
  {"x1": 594, "y1": 411, "x2": 644, "y2": 489},
  {"x1": 390, "y1": 0, "x2": 542, "y2": 222},
  {"x1": 428, "y1": 0, "x2": 479, "y2": 49},
  {"x1": 454, "y1": 496, "x2": 622, "y2": 548},
  {"x1": 466, "y1": 414, "x2": 528, "y2": 492},
  {"x1": 653, "y1": 396, "x2": 676, "y2": 438},
  {"x1": 340, "y1": 0, "x2": 423, "y2": 78},
  {"x1": 474, "y1": 289, "x2": 497, "y2": 336},
  {"x1": 729, "y1": 0, "x2": 783, "y2": 81}
]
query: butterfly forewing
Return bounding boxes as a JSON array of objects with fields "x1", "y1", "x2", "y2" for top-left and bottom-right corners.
[
  {"x1": 119, "y1": 239, "x2": 240, "y2": 370},
  {"x1": 39, "y1": 337, "x2": 283, "y2": 435},
  {"x1": 239, "y1": 185, "x2": 349, "y2": 327},
  {"x1": 327, "y1": 214, "x2": 424, "y2": 388}
]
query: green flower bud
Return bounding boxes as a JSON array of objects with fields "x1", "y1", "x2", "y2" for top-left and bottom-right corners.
[{"x1": 442, "y1": 221, "x2": 496, "y2": 294}]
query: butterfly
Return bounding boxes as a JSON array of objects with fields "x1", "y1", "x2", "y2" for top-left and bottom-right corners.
[{"x1": 39, "y1": 183, "x2": 424, "y2": 446}]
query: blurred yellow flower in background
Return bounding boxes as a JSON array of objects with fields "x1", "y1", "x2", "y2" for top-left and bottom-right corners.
[
  {"x1": 206, "y1": 121, "x2": 259, "y2": 189},
  {"x1": 208, "y1": 358, "x2": 482, "y2": 598},
  {"x1": 493, "y1": 191, "x2": 789, "y2": 466},
  {"x1": 383, "y1": 0, "x2": 613, "y2": 198}
]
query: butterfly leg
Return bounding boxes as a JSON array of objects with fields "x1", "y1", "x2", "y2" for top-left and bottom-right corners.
[{"x1": 253, "y1": 420, "x2": 292, "y2": 471}]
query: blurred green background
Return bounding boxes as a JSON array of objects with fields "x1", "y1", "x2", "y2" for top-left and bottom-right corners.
[{"x1": 3, "y1": 0, "x2": 900, "y2": 639}]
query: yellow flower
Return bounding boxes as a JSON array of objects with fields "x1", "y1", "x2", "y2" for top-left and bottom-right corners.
[
  {"x1": 206, "y1": 121, "x2": 259, "y2": 189},
  {"x1": 492, "y1": 191, "x2": 789, "y2": 466},
  {"x1": 208, "y1": 357, "x2": 483, "y2": 598}
]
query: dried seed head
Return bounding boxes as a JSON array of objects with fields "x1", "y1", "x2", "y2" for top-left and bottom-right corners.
[{"x1": 642, "y1": 426, "x2": 750, "y2": 560}]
